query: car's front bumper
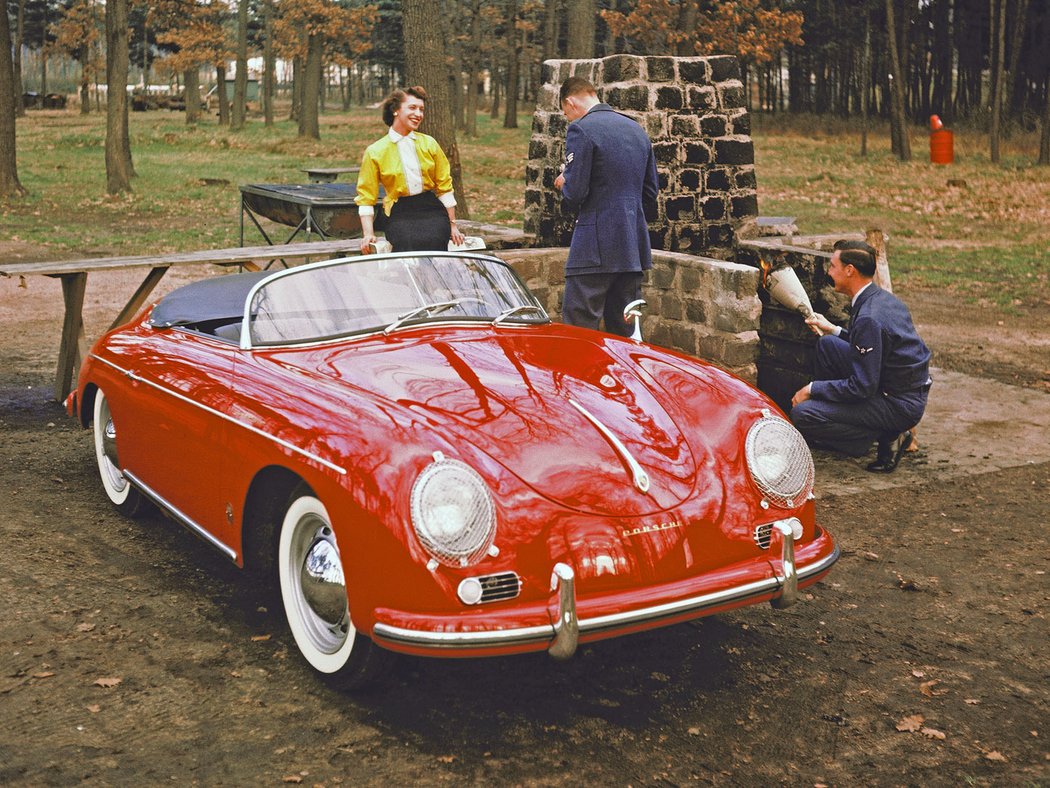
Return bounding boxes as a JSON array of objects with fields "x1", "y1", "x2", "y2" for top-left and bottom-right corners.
[{"x1": 371, "y1": 524, "x2": 838, "y2": 658}]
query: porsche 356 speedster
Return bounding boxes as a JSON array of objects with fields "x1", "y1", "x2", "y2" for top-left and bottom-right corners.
[{"x1": 69, "y1": 252, "x2": 838, "y2": 687}]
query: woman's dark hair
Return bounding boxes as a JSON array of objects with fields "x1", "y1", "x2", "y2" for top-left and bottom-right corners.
[
  {"x1": 381, "y1": 86, "x2": 428, "y2": 127},
  {"x1": 833, "y1": 239, "x2": 877, "y2": 277}
]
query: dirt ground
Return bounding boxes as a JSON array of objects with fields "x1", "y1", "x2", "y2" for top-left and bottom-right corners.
[{"x1": 1, "y1": 255, "x2": 1047, "y2": 786}]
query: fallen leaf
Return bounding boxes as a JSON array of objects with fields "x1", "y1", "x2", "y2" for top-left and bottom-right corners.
[
  {"x1": 911, "y1": 670, "x2": 926, "y2": 678},
  {"x1": 862, "y1": 551, "x2": 879, "y2": 561},
  {"x1": 921, "y1": 727, "x2": 946, "y2": 740},
  {"x1": 251, "y1": 634, "x2": 272, "y2": 642},
  {"x1": 896, "y1": 714, "x2": 924, "y2": 732},
  {"x1": 32, "y1": 671, "x2": 56, "y2": 679},
  {"x1": 282, "y1": 777, "x2": 302, "y2": 784},
  {"x1": 687, "y1": 727, "x2": 701, "y2": 736},
  {"x1": 75, "y1": 623, "x2": 96, "y2": 633},
  {"x1": 94, "y1": 677, "x2": 122, "y2": 688},
  {"x1": 964, "y1": 698, "x2": 980, "y2": 705},
  {"x1": 437, "y1": 755, "x2": 456, "y2": 763},
  {"x1": 984, "y1": 751, "x2": 1007, "y2": 762},
  {"x1": 920, "y1": 680, "x2": 948, "y2": 697},
  {"x1": 651, "y1": 672, "x2": 670, "y2": 682},
  {"x1": 86, "y1": 704, "x2": 100, "y2": 713}
]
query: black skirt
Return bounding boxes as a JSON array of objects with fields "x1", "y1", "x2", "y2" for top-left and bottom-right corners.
[{"x1": 384, "y1": 191, "x2": 451, "y2": 252}]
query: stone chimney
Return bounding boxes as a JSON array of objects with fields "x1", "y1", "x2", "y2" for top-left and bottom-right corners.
[{"x1": 525, "y1": 54, "x2": 759, "y2": 261}]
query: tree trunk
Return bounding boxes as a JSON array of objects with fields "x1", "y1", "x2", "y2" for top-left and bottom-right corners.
[
  {"x1": 263, "y1": 0, "x2": 274, "y2": 127},
  {"x1": 184, "y1": 68, "x2": 201, "y2": 123},
  {"x1": 14, "y1": 0, "x2": 25, "y2": 117},
  {"x1": 543, "y1": 0, "x2": 560, "y2": 60},
  {"x1": 490, "y1": 64, "x2": 500, "y2": 119},
  {"x1": 231, "y1": 0, "x2": 249, "y2": 129},
  {"x1": 885, "y1": 0, "x2": 912, "y2": 160},
  {"x1": 290, "y1": 55, "x2": 302, "y2": 122},
  {"x1": 465, "y1": 0, "x2": 481, "y2": 137},
  {"x1": 503, "y1": 0, "x2": 519, "y2": 129},
  {"x1": 989, "y1": 0, "x2": 1005, "y2": 163},
  {"x1": 299, "y1": 34, "x2": 322, "y2": 139},
  {"x1": 217, "y1": 64, "x2": 229, "y2": 126},
  {"x1": 676, "y1": 0, "x2": 698, "y2": 56},
  {"x1": 105, "y1": 0, "x2": 133, "y2": 194},
  {"x1": 1039, "y1": 72, "x2": 1049, "y2": 165},
  {"x1": 402, "y1": 0, "x2": 470, "y2": 219},
  {"x1": 79, "y1": 65, "x2": 90, "y2": 115},
  {"x1": 0, "y1": 0, "x2": 26, "y2": 197},
  {"x1": 860, "y1": 12, "x2": 871, "y2": 157},
  {"x1": 566, "y1": 0, "x2": 595, "y2": 58}
]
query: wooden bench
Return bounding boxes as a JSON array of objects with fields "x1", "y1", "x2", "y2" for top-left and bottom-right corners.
[{"x1": 0, "y1": 239, "x2": 361, "y2": 402}]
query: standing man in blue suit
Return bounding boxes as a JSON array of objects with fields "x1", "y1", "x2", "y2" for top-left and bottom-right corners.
[
  {"x1": 790, "y1": 240, "x2": 932, "y2": 473},
  {"x1": 554, "y1": 77, "x2": 659, "y2": 337}
]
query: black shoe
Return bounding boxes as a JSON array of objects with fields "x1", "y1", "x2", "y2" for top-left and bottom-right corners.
[{"x1": 866, "y1": 430, "x2": 914, "y2": 473}]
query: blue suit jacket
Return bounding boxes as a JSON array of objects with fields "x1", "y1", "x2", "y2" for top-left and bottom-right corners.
[
  {"x1": 560, "y1": 104, "x2": 659, "y2": 276},
  {"x1": 811, "y1": 285, "x2": 932, "y2": 402}
]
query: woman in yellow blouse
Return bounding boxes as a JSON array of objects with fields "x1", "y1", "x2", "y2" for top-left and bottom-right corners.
[{"x1": 355, "y1": 86, "x2": 466, "y2": 253}]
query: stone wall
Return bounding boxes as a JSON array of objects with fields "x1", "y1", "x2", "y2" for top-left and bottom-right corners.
[
  {"x1": 524, "y1": 55, "x2": 759, "y2": 261},
  {"x1": 500, "y1": 248, "x2": 761, "y2": 382},
  {"x1": 736, "y1": 234, "x2": 865, "y2": 411}
]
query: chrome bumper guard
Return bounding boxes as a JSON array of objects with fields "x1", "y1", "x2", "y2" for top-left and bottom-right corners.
[{"x1": 372, "y1": 531, "x2": 837, "y2": 657}]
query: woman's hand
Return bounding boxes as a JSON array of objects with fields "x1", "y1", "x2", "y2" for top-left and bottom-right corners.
[
  {"x1": 450, "y1": 222, "x2": 466, "y2": 246},
  {"x1": 360, "y1": 235, "x2": 378, "y2": 254}
]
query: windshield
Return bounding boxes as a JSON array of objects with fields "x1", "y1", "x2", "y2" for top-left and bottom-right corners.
[{"x1": 246, "y1": 253, "x2": 547, "y2": 347}]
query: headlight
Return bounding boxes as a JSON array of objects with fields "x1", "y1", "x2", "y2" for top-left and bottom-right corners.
[
  {"x1": 410, "y1": 453, "x2": 496, "y2": 567},
  {"x1": 745, "y1": 413, "x2": 814, "y2": 508}
]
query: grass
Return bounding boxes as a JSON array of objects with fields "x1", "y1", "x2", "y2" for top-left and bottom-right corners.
[{"x1": 3, "y1": 105, "x2": 1047, "y2": 309}]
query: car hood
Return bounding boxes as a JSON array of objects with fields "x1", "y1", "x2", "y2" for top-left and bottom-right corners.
[{"x1": 275, "y1": 330, "x2": 721, "y2": 517}]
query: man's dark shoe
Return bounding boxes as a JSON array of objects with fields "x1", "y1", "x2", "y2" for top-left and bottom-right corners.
[{"x1": 866, "y1": 430, "x2": 914, "y2": 473}]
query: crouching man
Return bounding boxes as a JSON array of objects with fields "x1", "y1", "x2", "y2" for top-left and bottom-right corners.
[{"x1": 790, "y1": 241, "x2": 932, "y2": 473}]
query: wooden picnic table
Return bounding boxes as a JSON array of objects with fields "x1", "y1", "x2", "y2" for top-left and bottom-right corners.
[{"x1": 0, "y1": 239, "x2": 361, "y2": 402}]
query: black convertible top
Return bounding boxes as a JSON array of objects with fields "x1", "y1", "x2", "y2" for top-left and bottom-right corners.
[{"x1": 149, "y1": 270, "x2": 271, "y2": 328}]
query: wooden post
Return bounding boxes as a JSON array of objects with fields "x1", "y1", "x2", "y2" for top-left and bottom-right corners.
[
  {"x1": 865, "y1": 228, "x2": 892, "y2": 293},
  {"x1": 55, "y1": 273, "x2": 87, "y2": 402}
]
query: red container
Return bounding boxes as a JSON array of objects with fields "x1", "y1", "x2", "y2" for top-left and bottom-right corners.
[{"x1": 930, "y1": 128, "x2": 954, "y2": 164}]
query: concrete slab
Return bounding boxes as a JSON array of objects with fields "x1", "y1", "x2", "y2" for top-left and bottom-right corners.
[{"x1": 811, "y1": 367, "x2": 1050, "y2": 498}]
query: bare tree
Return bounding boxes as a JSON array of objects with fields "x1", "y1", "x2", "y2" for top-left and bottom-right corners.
[
  {"x1": 989, "y1": 0, "x2": 1006, "y2": 163},
  {"x1": 1040, "y1": 65, "x2": 1050, "y2": 165},
  {"x1": 566, "y1": 0, "x2": 595, "y2": 58},
  {"x1": 0, "y1": 0, "x2": 27, "y2": 197},
  {"x1": 105, "y1": 0, "x2": 134, "y2": 194},
  {"x1": 885, "y1": 0, "x2": 911, "y2": 161},
  {"x1": 503, "y1": 0, "x2": 519, "y2": 129},
  {"x1": 14, "y1": 0, "x2": 26, "y2": 118},
  {"x1": 262, "y1": 0, "x2": 275, "y2": 127},
  {"x1": 231, "y1": 0, "x2": 249, "y2": 130},
  {"x1": 402, "y1": 0, "x2": 470, "y2": 219}
]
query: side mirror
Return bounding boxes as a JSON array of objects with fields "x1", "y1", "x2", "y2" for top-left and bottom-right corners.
[{"x1": 623, "y1": 299, "x2": 646, "y2": 341}]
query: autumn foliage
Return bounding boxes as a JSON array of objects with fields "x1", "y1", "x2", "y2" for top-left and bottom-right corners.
[{"x1": 602, "y1": 0, "x2": 804, "y2": 64}]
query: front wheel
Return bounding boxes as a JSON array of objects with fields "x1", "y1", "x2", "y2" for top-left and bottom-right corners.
[
  {"x1": 277, "y1": 493, "x2": 389, "y2": 689},
  {"x1": 93, "y1": 389, "x2": 150, "y2": 517}
]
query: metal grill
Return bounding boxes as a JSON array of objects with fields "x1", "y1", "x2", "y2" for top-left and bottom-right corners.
[
  {"x1": 477, "y1": 572, "x2": 522, "y2": 603},
  {"x1": 753, "y1": 523, "x2": 773, "y2": 549}
]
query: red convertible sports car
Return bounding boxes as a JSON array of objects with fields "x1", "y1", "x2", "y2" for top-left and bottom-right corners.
[{"x1": 69, "y1": 252, "x2": 838, "y2": 687}]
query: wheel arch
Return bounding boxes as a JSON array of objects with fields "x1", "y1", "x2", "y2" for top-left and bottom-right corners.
[
  {"x1": 78, "y1": 383, "x2": 99, "y2": 428},
  {"x1": 240, "y1": 465, "x2": 314, "y2": 576}
]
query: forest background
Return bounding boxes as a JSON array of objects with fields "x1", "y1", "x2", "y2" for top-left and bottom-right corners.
[{"x1": 0, "y1": 0, "x2": 1048, "y2": 313}]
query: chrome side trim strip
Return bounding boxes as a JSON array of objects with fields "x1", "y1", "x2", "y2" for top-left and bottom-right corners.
[
  {"x1": 124, "y1": 470, "x2": 238, "y2": 561},
  {"x1": 91, "y1": 354, "x2": 347, "y2": 475},
  {"x1": 568, "y1": 398, "x2": 650, "y2": 494},
  {"x1": 371, "y1": 546, "x2": 840, "y2": 651}
]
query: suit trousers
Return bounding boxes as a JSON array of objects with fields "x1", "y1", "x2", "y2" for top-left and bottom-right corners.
[
  {"x1": 562, "y1": 272, "x2": 643, "y2": 337},
  {"x1": 790, "y1": 334, "x2": 929, "y2": 456}
]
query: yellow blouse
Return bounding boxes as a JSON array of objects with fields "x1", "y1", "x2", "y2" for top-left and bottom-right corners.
[{"x1": 355, "y1": 131, "x2": 454, "y2": 217}]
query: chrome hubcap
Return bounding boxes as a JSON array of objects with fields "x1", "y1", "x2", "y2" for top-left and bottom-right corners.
[
  {"x1": 293, "y1": 519, "x2": 349, "y2": 654},
  {"x1": 97, "y1": 398, "x2": 127, "y2": 493}
]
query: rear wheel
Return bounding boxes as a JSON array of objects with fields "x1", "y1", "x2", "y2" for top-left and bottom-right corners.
[
  {"x1": 93, "y1": 389, "x2": 150, "y2": 517},
  {"x1": 277, "y1": 493, "x2": 389, "y2": 689}
]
